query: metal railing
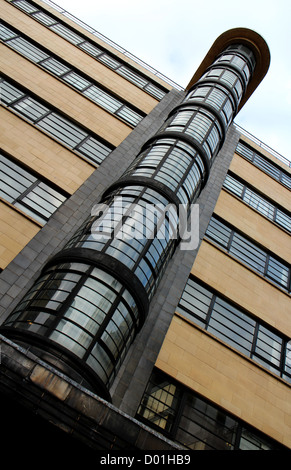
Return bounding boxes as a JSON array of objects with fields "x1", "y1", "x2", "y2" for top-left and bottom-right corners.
[
  {"x1": 40, "y1": 0, "x2": 291, "y2": 169},
  {"x1": 41, "y1": 0, "x2": 184, "y2": 91},
  {"x1": 234, "y1": 123, "x2": 291, "y2": 169}
]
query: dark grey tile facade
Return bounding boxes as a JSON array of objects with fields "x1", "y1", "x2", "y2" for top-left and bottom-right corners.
[
  {"x1": 111, "y1": 124, "x2": 240, "y2": 415},
  {"x1": 0, "y1": 80, "x2": 240, "y2": 418},
  {"x1": 0, "y1": 88, "x2": 183, "y2": 325}
]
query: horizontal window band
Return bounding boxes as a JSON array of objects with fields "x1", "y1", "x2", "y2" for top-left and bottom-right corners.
[
  {"x1": 101, "y1": 175, "x2": 183, "y2": 211},
  {"x1": 216, "y1": 46, "x2": 255, "y2": 71},
  {"x1": 0, "y1": 19, "x2": 145, "y2": 126},
  {"x1": 228, "y1": 170, "x2": 291, "y2": 216},
  {"x1": 203, "y1": 62, "x2": 248, "y2": 93},
  {"x1": 42, "y1": 248, "x2": 149, "y2": 326},
  {"x1": 167, "y1": 100, "x2": 227, "y2": 140},
  {"x1": 187, "y1": 78, "x2": 239, "y2": 112},
  {"x1": 7, "y1": 1, "x2": 167, "y2": 100},
  {"x1": 140, "y1": 131, "x2": 210, "y2": 184},
  {"x1": 0, "y1": 326, "x2": 112, "y2": 400}
]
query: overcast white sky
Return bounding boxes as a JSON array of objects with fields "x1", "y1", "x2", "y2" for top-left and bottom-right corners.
[{"x1": 49, "y1": 0, "x2": 291, "y2": 163}]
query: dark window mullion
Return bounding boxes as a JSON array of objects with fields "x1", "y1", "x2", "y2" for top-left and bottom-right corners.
[
  {"x1": 5, "y1": 92, "x2": 27, "y2": 108},
  {"x1": 15, "y1": 200, "x2": 48, "y2": 222},
  {"x1": 66, "y1": 129, "x2": 89, "y2": 151},
  {"x1": 44, "y1": 271, "x2": 89, "y2": 337},
  {"x1": 226, "y1": 228, "x2": 235, "y2": 252},
  {"x1": 14, "y1": 178, "x2": 39, "y2": 203},
  {"x1": 264, "y1": 253, "x2": 271, "y2": 278},
  {"x1": 82, "y1": 287, "x2": 137, "y2": 361},
  {"x1": 46, "y1": 64, "x2": 71, "y2": 79},
  {"x1": 205, "y1": 294, "x2": 216, "y2": 327},
  {"x1": 250, "y1": 323, "x2": 259, "y2": 360},
  {"x1": 115, "y1": 103, "x2": 130, "y2": 115},
  {"x1": 279, "y1": 340, "x2": 288, "y2": 379},
  {"x1": 33, "y1": 108, "x2": 53, "y2": 125}
]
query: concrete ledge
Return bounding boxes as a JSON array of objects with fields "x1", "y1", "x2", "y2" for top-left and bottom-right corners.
[{"x1": 0, "y1": 335, "x2": 184, "y2": 451}]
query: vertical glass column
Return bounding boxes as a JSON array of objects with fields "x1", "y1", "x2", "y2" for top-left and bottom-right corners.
[{"x1": 1, "y1": 44, "x2": 256, "y2": 399}]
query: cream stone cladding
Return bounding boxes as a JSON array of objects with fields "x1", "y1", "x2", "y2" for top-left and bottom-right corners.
[
  {"x1": 2, "y1": 0, "x2": 164, "y2": 114},
  {"x1": 191, "y1": 240, "x2": 291, "y2": 336},
  {"x1": 0, "y1": 107, "x2": 96, "y2": 193},
  {"x1": 33, "y1": 0, "x2": 172, "y2": 92},
  {"x1": 0, "y1": 201, "x2": 41, "y2": 269},
  {"x1": 1, "y1": 45, "x2": 132, "y2": 146},
  {"x1": 214, "y1": 190, "x2": 291, "y2": 264},
  {"x1": 229, "y1": 153, "x2": 291, "y2": 211},
  {"x1": 156, "y1": 315, "x2": 291, "y2": 449}
]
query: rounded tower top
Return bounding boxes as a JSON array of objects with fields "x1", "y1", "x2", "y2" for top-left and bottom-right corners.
[{"x1": 186, "y1": 27, "x2": 271, "y2": 111}]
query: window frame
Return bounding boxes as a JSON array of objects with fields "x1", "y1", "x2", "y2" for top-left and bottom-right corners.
[
  {"x1": 223, "y1": 173, "x2": 291, "y2": 233},
  {"x1": 0, "y1": 150, "x2": 68, "y2": 223},
  {"x1": 7, "y1": 0, "x2": 168, "y2": 101},
  {"x1": 236, "y1": 141, "x2": 291, "y2": 190},
  {"x1": 176, "y1": 276, "x2": 291, "y2": 383},
  {"x1": 205, "y1": 216, "x2": 291, "y2": 292},
  {"x1": 0, "y1": 75, "x2": 113, "y2": 165},
  {"x1": 0, "y1": 20, "x2": 144, "y2": 127}
]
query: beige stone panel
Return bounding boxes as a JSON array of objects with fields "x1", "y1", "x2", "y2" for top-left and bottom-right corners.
[
  {"x1": 156, "y1": 315, "x2": 291, "y2": 448},
  {"x1": 230, "y1": 154, "x2": 291, "y2": 211},
  {"x1": 191, "y1": 240, "x2": 291, "y2": 337},
  {"x1": 214, "y1": 190, "x2": 291, "y2": 263},
  {"x1": 34, "y1": 0, "x2": 173, "y2": 91},
  {"x1": 0, "y1": 107, "x2": 95, "y2": 194},
  {"x1": 0, "y1": 201, "x2": 40, "y2": 269},
  {"x1": 240, "y1": 136, "x2": 291, "y2": 174},
  {"x1": 2, "y1": 1, "x2": 159, "y2": 113},
  {"x1": 1, "y1": 45, "x2": 131, "y2": 146}
]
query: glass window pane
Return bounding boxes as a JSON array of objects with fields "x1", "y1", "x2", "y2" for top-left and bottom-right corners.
[
  {"x1": 79, "y1": 41, "x2": 102, "y2": 56},
  {"x1": 208, "y1": 298, "x2": 255, "y2": 355},
  {"x1": 276, "y1": 209, "x2": 291, "y2": 233},
  {"x1": 49, "y1": 23, "x2": 83, "y2": 44},
  {"x1": 118, "y1": 66, "x2": 147, "y2": 87},
  {"x1": 0, "y1": 23, "x2": 17, "y2": 40},
  {"x1": 266, "y1": 257, "x2": 289, "y2": 288},
  {"x1": 7, "y1": 37, "x2": 49, "y2": 63},
  {"x1": 230, "y1": 232, "x2": 267, "y2": 274},
  {"x1": 83, "y1": 85, "x2": 120, "y2": 113},
  {"x1": 13, "y1": 96, "x2": 49, "y2": 122},
  {"x1": 37, "y1": 112, "x2": 87, "y2": 147},
  {"x1": 41, "y1": 57, "x2": 71, "y2": 76},
  {"x1": 257, "y1": 325, "x2": 282, "y2": 362},
  {"x1": 77, "y1": 137, "x2": 111, "y2": 164},
  {"x1": 206, "y1": 218, "x2": 232, "y2": 248},
  {"x1": 98, "y1": 54, "x2": 120, "y2": 69},
  {"x1": 0, "y1": 79, "x2": 25, "y2": 104},
  {"x1": 63, "y1": 71, "x2": 91, "y2": 91},
  {"x1": 223, "y1": 174, "x2": 244, "y2": 197},
  {"x1": 33, "y1": 11, "x2": 56, "y2": 26},
  {"x1": 144, "y1": 83, "x2": 165, "y2": 100},
  {"x1": 14, "y1": 0, "x2": 38, "y2": 13}
]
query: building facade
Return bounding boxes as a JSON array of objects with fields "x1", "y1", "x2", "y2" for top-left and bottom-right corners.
[{"x1": 0, "y1": 0, "x2": 290, "y2": 452}]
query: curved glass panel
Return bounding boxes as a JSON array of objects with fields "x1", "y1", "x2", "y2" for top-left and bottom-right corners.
[{"x1": 2, "y1": 42, "x2": 257, "y2": 396}]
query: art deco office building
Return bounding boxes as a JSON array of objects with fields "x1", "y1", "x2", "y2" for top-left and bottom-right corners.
[{"x1": 0, "y1": 0, "x2": 290, "y2": 452}]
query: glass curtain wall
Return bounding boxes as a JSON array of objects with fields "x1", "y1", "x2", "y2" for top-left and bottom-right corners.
[{"x1": 1, "y1": 44, "x2": 256, "y2": 398}]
